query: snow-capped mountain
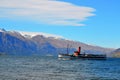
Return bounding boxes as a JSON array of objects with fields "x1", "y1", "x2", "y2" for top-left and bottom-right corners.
[
  {"x1": 19, "y1": 31, "x2": 64, "y2": 39},
  {"x1": 0, "y1": 28, "x2": 114, "y2": 56}
]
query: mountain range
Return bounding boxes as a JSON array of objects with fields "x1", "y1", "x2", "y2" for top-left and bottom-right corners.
[
  {"x1": 110, "y1": 48, "x2": 120, "y2": 57},
  {"x1": 0, "y1": 28, "x2": 114, "y2": 56}
]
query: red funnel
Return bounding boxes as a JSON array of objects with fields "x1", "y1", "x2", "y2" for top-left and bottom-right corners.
[{"x1": 78, "y1": 47, "x2": 81, "y2": 54}]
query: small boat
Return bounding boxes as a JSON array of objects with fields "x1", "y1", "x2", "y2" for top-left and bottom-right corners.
[{"x1": 58, "y1": 46, "x2": 106, "y2": 60}]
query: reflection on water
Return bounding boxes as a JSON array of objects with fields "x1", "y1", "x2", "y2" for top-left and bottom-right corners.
[{"x1": 0, "y1": 56, "x2": 120, "y2": 80}]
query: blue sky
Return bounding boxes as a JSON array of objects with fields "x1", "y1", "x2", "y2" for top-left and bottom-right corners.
[{"x1": 0, "y1": 0, "x2": 120, "y2": 48}]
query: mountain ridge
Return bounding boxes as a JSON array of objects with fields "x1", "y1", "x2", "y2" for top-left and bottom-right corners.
[
  {"x1": 0, "y1": 29, "x2": 114, "y2": 56},
  {"x1": 110, "y1": 48, "x2": 120, "y2": 57}
]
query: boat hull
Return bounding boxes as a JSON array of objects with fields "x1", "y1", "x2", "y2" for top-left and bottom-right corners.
[
  {"x1": 58, "y1": 54, "x2": 74, "y2": 60},
  {"x1": 58, "y1": 53, "x2": 106, "y2": 60}
]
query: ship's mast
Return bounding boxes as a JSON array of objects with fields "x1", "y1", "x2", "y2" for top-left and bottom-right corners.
[{"x1": 67, "y1": 44, "x2": 69, "y2": 54}]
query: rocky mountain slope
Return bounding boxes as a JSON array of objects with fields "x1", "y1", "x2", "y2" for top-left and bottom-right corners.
[
  {"x1": 0, "y1": 29, "x2": 114, "y2": 56},
  {"x1": 110, "y1": 48, "x2": 120, "y2": 57}
]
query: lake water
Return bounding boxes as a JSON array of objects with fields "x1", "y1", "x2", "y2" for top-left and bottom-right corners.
[{"x1": 0, "y1": 56, "x2": 120, "y2": 80}]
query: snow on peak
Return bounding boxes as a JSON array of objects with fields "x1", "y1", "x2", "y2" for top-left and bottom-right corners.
[{"x1": 18, "y1": 31, "x2": 64, "y2": 39}]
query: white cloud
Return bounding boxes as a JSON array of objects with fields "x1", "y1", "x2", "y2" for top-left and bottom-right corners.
[{"x1": 0, "y1": 0, "x2": 95, "y2": 26}]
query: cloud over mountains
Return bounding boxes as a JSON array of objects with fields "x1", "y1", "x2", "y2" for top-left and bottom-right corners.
[{"x1": 0, "y1": 0, "x2": 95, "y2": 26}]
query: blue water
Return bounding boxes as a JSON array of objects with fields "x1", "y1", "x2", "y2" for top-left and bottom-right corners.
[{"x1": 0, "y1": 56, "x2": 120, "y2": 80}]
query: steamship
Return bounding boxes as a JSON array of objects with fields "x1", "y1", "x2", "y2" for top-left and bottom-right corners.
[{"x1": 58, "y1": 47, "x2": 106, "y2": 60}]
